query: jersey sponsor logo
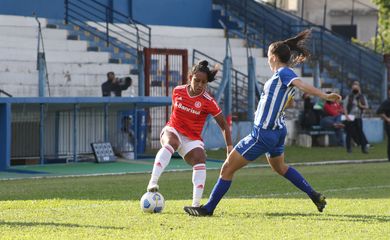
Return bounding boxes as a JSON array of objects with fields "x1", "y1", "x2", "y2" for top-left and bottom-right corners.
[
  {"x1": 176, "y1": 102, "x2": 201, "y2": 115},
  {"x1": 195, "y1": 101, "x2": 201, "y2": 108}
]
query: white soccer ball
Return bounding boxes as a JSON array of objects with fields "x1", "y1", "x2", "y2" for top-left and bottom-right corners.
[{"x1": 140, "y1": 192, "x2": 165, "y2": 213}]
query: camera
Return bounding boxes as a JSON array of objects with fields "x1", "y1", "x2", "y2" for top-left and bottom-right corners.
[{"x1": 116, "y1": 76, "x2": 132, "y2": 90}]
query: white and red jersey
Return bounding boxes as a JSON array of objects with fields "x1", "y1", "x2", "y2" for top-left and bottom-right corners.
[{"x1": 166, "y1": 85, "x2": 222, "y2": 140}]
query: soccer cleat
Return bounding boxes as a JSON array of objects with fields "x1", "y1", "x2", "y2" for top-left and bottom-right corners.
[
  {"x1": 183, "y1": 205, "x2": 213, "y2": 217},
  {"x1": 310, "y1": 191, "x2": 327, "y2": 212},
  {"x1": 147, "y1": 184, "x2": 159, "y2": 192}
]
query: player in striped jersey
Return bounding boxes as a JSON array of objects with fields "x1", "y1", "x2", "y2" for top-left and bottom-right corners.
[
  {"x1": 184, "y1": 30, "x2": 341, "y2": 216},
  {"x1": 146, "y1": 60, "x2": 233, "y2": 208}
]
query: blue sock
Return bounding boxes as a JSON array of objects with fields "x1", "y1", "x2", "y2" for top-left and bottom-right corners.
[
  {"x1": 284, "y1": 167, "x2": 314, "y2": 198},
  {"x1": 203, "y1": 178, "x2": 232, "y2": 213}
]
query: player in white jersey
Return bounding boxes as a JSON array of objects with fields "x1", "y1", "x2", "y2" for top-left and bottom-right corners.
[{"x1": 184, "y1": 29, "x2": 341, "y2": 216}]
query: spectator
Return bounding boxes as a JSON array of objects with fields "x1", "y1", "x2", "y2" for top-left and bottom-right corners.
[
  {"x1": 300, "y1": 93, "x2": 318, "y2": 130},
  {"x1": 343, "y1": 81, "x2": 369, "y2": 153},
  {"x1": 376, "y1": 86, "x2": 390, "y2": 161},
  {"x1": 320, "y1": 93, "x2": 345, "y2": 146},
  {"x1": 101, "y1": 71, "x2": 132, "y2": 97}
]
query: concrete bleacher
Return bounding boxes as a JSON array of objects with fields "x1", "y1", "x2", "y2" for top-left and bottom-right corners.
[
  {"x1": 0, "y1": 15, "x2": 136, "y2": 97},
  {"x1": 149, "y1": 25, "x2": 271, "y2": 83},
  {"x1": 149, "y1": 25, "x2": 310, "y2": 86},
  {"x1": 146, "y1": 25, "x2": 313, "y2": 147}
]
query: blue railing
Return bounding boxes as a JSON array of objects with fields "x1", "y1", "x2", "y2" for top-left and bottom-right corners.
[
  {"x1": 214, "y1": 0, "x2": 384, "y2": 106},
  {"x1": 193, "y1": 49, "x2": 262, "y2": 120},
  {"x1": 0, "y1": 97, "x2": 171, "y2": 170},
  {"x1": 64, "y1": 0, "x2": 151, "y2": 59}
]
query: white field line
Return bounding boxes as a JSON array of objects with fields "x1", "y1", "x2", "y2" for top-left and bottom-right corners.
[
  {"x1": 0, "y1": 159, "x2": 387, "y2": 181},
  {"x1": 237, "y1": 185, "x2": 390, "y2": 199}
]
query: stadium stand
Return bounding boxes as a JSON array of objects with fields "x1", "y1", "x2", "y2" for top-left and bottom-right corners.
[
  {"x1": 211, "y1": 0, "x2": 385, "y2": 108},
  {"x1": 0, "y1": 15, "x2": 136, "y2": 97}
]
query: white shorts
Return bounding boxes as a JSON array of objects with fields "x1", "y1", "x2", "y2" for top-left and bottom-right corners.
[{"x1": 160, "y1": 126, "x2": 204, "y2": 158}]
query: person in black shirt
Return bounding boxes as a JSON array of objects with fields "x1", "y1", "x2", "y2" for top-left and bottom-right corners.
[
  {"x1": 377, "y1": 86, "x2": 390, "y2": 161},
  {"x1": 102, "y1": 72, "x2": 121, "y2": 97},
  {"x1": 102, "y1": 71, "x2": 133, "y2": 97}
]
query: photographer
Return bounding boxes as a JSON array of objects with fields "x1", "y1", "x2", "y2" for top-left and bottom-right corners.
[{"x1": 101, "y1": 71, "x2": 132, "y2": 97}]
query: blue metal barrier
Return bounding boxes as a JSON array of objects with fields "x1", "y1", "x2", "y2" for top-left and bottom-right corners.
[
  {"x1": 193, "y1": 49, "x2": 263, "y2": 119},
  {"x1": 0, "y1": 97, "x2": 170, "y2": 171}
]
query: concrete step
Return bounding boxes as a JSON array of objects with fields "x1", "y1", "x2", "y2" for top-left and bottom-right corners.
[
  {"x1": 152, "y1": 36, "x2": 244, "y2": 48},
  {"x1": 0, "y1": 72, "x2": 103, "y2": 86},
  {"x1": 0, "y1": 48, "x2": 110, "y2": 63},
  {"x1": 150, "y1": 25, "x2": 224, "y2": 38},
  {"x1": 0, "y1": 15, "x2": 48, "y2": 27},
  {"x1": 0, "y1": 60, "x2": 133, "y2": 75},
  {"x1": 178, "y1": 46, "x2": 263, "y2": 59},
  {"x1": 0, "y1": 84, "x2": 103, "y2": 97},
  {"x1": 0, "y1": 72, "x2": 139, "y2": 97},
  {"x1": 0, "y1": 35, "x2": 87, "y2": 51},
  {"x1": 81, "y1": 22, "x2": 149, "y2": 49},
  {"x1": 0, "y1": 26, "x2": 68, "y2": 39}
]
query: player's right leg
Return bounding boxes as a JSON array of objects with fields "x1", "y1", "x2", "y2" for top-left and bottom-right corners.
[
  {"x1": 184, "y1": 127, "x2": 267, "y2": 217},
  {"x1": 184, "y1": 149, "x2": 249, "y2": 216},
  {"x1": 147, "y1": 127, "x2": 180, "y2": 192}
]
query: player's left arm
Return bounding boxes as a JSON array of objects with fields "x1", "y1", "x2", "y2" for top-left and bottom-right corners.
[
  {"x1": 214, "y1": 113, "x2": 233, "y2": 156},
  {"x1": 291, "y1": 78, "x2": 341, "y2": 102}
]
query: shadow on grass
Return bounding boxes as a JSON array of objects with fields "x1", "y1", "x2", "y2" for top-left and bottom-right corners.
[
  {"x1": 265, "y1": 212, "x2": 390, "y2": 223},
  {"x1": 0, "y1": 220, "x2": 126, "y2": 230}
]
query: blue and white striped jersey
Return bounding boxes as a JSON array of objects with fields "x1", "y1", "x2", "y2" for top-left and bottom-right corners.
[{"x1": 254, "y1": 67, "x2": 298, "y2": 129}]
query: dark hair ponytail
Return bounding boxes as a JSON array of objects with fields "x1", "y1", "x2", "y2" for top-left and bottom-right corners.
[
  {"x1": 191, "y1": 60, "x2": 219, "y2": 82},
  {"x1": 269, "y1": 29, "x2": 311, "y2": 66}
]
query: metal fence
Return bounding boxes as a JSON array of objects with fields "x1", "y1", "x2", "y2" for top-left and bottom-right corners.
[
  {"x1": 193, "y1": 49, "x2": 259, "y2": 121},
  {"x1": 0, "y1": 97, "x2": 170, "y2": 169},
  {"x1": 65, "y1": 0, "x2": 151, "y2": 58},
  {"x1": 144, "y1": 48, "x2": 188, "y2": 148}
]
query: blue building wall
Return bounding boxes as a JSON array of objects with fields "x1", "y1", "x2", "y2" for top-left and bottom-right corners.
[
  {"x1": 132, "y1": 0, "x2": 214, "y2": 27},
  {"x1": 0, "y1": 0, "x2": 216, "y2": 28},
  {"x1": 0, "y1": 0, "x2": 65, "y2": 19}
]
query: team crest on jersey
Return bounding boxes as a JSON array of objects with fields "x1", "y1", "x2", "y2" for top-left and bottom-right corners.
[{"x1": 194, "y1": 101, "x2": 201, "y2": 108}]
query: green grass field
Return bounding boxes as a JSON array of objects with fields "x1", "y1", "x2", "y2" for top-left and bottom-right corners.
[
  {"x1": 206, "y1": 140, "x2": 388, "y2": 163},
  {"x1": 0, "y1": 162, "x2": 389, "y2": 239}
]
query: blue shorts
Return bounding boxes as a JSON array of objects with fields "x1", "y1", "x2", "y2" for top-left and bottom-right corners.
[{"x1": 235, "y1": 126, "x2": 287, "y2": 161}]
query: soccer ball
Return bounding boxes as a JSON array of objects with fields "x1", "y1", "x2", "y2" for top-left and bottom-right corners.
[{"x1": 140, "y1": 192, "x2": 165, "y2": 213}]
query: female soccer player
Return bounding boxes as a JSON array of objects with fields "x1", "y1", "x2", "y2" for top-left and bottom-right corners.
[
  {"x1": 184, "y1": 30, "x2": 341, "y2": 216},
  {"x1": 146, "y1": 60, "x2": 233, "y2": 208}
]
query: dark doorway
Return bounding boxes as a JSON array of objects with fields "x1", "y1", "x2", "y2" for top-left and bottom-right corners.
[{"x1": 331, "y1": 25, "x2": 357, "y2": 40}]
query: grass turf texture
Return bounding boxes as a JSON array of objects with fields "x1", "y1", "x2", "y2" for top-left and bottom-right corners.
[
  {"x1": 206, "y1": 140, "x2": 388, "y2": 163},
  {"x1": 0, "y1": 163, "x2": 389, "y2": 239}
]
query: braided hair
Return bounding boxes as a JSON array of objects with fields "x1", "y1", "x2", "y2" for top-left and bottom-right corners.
[
  {"x1": 269, "y1": 29, "x2": 311, "y2": 67},
  {"x1": 191, "y1": 60, "x2": 219, "y2": 82}
]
